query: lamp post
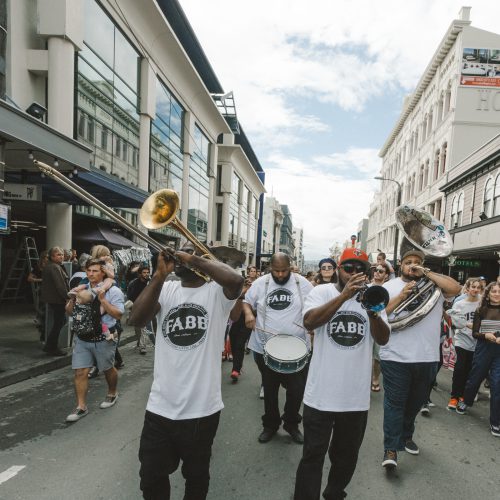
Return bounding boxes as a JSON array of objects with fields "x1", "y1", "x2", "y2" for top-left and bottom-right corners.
[{"x1": 374, "y1": 176, "x2": 402, "y2": 269}]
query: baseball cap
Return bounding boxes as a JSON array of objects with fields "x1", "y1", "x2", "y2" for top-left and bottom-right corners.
[
  {"x1": 339, "y1": 248, "x2": 369, "y2": 269},
  {"x1": 401, "y1": 249, "x2": 425, "y2": 262}
]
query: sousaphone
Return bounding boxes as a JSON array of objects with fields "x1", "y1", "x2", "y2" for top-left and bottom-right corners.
[{"x1": 389, "y1": 205, "x2": 453, "y2": 331}]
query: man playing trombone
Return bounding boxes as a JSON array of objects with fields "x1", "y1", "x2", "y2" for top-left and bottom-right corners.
[
  {"x1": 129, "y1": 241, "x2": 243, "y2": 500},
  {"x1": 380, "y1": 249, "x2": 461, "y2": 469}
]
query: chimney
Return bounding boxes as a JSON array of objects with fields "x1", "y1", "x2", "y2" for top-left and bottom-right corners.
[{"x1": 458, "y1": 6, "x2": 471, "y2": 22}]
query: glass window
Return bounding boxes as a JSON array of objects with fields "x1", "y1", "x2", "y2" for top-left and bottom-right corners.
[
  {"x1": 493, "y1": 175, "x2": 500, "y2": 217},
  {"x1": 457, "y1": 193, "x2": 464, "y2": 226},
  {"x1": 483, "y1": 178, "x2": 493, "y2": 217}
]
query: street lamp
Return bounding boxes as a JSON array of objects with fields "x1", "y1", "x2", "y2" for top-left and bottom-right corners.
[{"x1": 374, "y1": 176, "x2": 402, "y2": 268}]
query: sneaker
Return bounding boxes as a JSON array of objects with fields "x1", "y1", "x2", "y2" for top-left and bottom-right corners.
[
  {"x1": 66, "y1": 407, "x2": 88, "y2": 422},
  {"x1": 258, "y1": 428, "x2": 276, "y2": 443},
  {"x1": 491, "y1": 425, "x2": 500, "y2": 437},
  {"x1": 259, "y1": 385, "x2": 264, "y2": 399},
  {"x1": 382, "y1": 450, "x2": 397, "y2": 468},
  {"x1": 88, "y1": 366, "x2": 99, "y2": 379},
  {"x1": 456, "y1": 400, "x2": 467, "y2": 415},
  {"x1": 100, "y1": 394, "x2": 118, "y2": 409},
  {"x1": 283, "y1": 425, "x2": 304, "y2": 444},
  {"x1": 404, "y1": 439, "x2": 419, "y2": 455},
  {"x1": 447, "y1": 397, "x2": 459, "y2": 410},
  {"x1": 420, "y1": 404, "x2": 430, "y2": 416},
  {"x1": 230, "y1": 370, "x2": 240, "y2": 381}
]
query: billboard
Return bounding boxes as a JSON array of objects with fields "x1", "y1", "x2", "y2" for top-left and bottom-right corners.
[{"x1": 460, "y1": 48, "x2": 500, "y2": 87}]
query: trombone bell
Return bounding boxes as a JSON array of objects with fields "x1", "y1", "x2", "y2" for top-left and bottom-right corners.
[{"x1": 140, "y1": 189, "x2": 180, "y2": 230}]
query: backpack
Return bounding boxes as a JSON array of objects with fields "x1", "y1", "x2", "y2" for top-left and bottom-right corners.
[{"x1": 71, "y1": 297, "x2": 102, "y2": 342}]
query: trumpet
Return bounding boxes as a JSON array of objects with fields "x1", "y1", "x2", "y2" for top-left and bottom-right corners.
[{"x1": 356, "y1": 284, "x2": 390, "y2": 313}]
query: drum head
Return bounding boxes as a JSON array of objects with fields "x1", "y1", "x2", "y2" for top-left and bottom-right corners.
[
  {"x1": 395, "y1": 205, "x2": 453, "y2": 257},
  {"x1": 265, "y1": 335, "x2": 307, "y2": 361}
]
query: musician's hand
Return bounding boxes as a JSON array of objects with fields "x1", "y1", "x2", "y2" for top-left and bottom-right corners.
[
  {"x1": 399, "y1": 281, "x2": 416, "y2": 300},
  {"x1": 174, "y1": 249, "x2": 196, "y2": 266},
  {"x1": 156, "y1": 249, "x2": 175, "y2": 277},
  {"x1": 409, "y1": 265, "x2": 426, "y2": 278},
  {"x1": 341, "y1": 272, "x2": 366, "y2": 299}
]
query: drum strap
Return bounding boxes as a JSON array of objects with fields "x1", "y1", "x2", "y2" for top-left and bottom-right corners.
[{"x1": 260, "y1": 273, "x2": 304, "y2": 344}]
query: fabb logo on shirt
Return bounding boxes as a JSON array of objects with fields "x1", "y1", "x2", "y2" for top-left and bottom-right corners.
[
  {"x1": 328, "y1": 311, "x2": 367, "y2": 350},
  {"x1": 162, "y1": 303, "x2": 209, "y2": 350},
  {"x1": 266, "y1": 288, "x2": 293, "y2": 310}
]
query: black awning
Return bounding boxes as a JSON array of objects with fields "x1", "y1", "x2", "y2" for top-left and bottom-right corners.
[
  {"x1": 6, "y1": 168, "x2": 149, "y2": 208},
  {"x1": 74, "y1": 223, "x2": 136, "y2": 248}
]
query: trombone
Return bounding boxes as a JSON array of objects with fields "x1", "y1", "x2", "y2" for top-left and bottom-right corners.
[{"x1": 34, "y1": 160, "x2": 216, "y2": 280}]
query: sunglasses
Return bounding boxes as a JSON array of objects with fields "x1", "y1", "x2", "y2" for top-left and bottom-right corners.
[
  {"x1": 374, "y1": 268, "x2": 386, "y2": 273},
  {"x1": 340, "y1": 263, "x2": 366, "y2": 273},
  {"x1": 321, "y1": 265, "x2": 334, "y2": 270}
]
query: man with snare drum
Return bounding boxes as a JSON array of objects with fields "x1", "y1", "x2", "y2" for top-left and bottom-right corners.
[
  {"x1": 243, "y1": 252, "x2": 313, "y2": 444},
  {"x1": 294, "y1": 248, "x2": 390, "y2": 500}
]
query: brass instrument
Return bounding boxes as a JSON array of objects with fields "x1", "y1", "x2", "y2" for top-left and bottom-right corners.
[
  {"x1": 34, "y1": 160, "x2": 244, "y2": 280},
  {"x1": 357, "y1": 284, "x2": 389, "y2": 313},
  {"x1": 389, "y1": 205, "x2": 453, "y2": 331}
]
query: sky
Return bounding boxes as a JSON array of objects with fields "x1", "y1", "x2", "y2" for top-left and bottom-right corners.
[{"x1": 178, "y1": 0, "x2": 500, "y2": 261}]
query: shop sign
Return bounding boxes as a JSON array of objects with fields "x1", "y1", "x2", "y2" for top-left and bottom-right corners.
[
  {"x1": 0, "y1": 203, "x2": 10, "y2": 233},
  {"x1": 4, "y1": 183, "x2": 42, "y2": 202},
  {"x1": 455, "y1": 259, "x2": 481, "y2": 268}
]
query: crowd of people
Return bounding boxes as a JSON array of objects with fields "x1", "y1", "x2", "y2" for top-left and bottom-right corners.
[{"x1": 27, "y1": 243, "x2": 500, "y2": 499}]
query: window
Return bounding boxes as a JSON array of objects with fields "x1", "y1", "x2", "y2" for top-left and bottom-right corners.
[
  {"x1": 457, "y1": 192, "x2": 464, "y2": 226},
  {"x1": 418, "y1": 164, "x2": 424, "y2": 192},
  {"x1": 493, "y1": 175, "x2": 500, "y2": 216},
  {"x1": 444, "y1": 84, "x2": 451, "y2": 114},
  {"x1": 483, "y1": 178, "x2": 494, "y2": 217},
  {"x1": 440, "y1": 143, "x2": 447, "y2": 174},
  {"x1": 434, "y1": 150, "x2": 440, "y2": 180}
]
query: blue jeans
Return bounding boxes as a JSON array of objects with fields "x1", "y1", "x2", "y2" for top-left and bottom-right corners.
[
  {"x1": 463, "y1": 339, "x2": 500, "y2": 427},
  {"x1": 380, "y1": 360, "x2": 439, "y2": 451}
]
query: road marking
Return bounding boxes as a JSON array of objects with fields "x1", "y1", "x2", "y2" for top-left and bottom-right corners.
[{"x1": 0, "y1": 466, "x2": 26, "y2": 485}]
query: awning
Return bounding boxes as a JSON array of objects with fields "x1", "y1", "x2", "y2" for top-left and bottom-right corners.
[
  {"x1": 6, "y1": 168, "x2": 149, "y2": 208},
  {"x1": 74, "y1": 223, "x2": 136, "y2": 248}
]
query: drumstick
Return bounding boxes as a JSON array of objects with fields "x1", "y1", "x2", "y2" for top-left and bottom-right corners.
[
  {"x1": 255, "y1": 327, "x2": 280, "y2": 336},
  {"x1": 293, "y1": 322, "x2": 306, "y2": 330}
]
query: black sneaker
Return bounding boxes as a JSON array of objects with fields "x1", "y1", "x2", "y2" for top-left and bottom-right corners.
[
  {"x1": 283, "y1": 425, "x2": 304, "y2": 444},
  {"x1": 404, "y1": 439, "x2": 419, "y2": 455},
  {"x1": 456, "y1": 401, "x2": 467, "y2": 415},
  {"x1": 382, "y1": 450, "x2": 397, "y2": 469}
]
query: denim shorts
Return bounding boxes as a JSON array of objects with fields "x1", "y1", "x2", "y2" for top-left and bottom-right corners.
[{"x1": 72, "y1": 337, "x2": 117, "y2": 372}]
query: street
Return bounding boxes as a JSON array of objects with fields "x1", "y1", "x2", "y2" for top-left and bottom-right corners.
[{"x1": 0, "y1": 344, "x2": 498, "y2": 500}]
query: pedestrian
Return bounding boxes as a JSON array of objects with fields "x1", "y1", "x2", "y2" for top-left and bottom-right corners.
[
  {"x1": 294, "y1": 247, "x2": 390, "y2": 500},
  {"x1": 243, "y1": 252, "x2": 313, "y2": 444},
  {"x1": 314, "y1": 257, "x2": 337, "y2": 285},
  {"x1": 380, "y1": 249, "x2": 460, "y2": 469},
  {"x1": 456, "y1": 281, "x2": 500, "y2": 437},
  {"x1": 377, "y1": 252, "x2": 395, "y2": 279},
  {"x1": 446, "y1": 277, "x2": 483, "y2": 410},
  {"x1": 69, "y1": 253, "x2": 91, "y2": 289},
  {"x1": 246, "y1": 265, "x2": 257, "y2": 282},
  {"x1": 129, "y1": 241, "x2": 243, "y2": 500},
  {"x1": 27, "y1": 250, "x2": 49, "y2": 340},
  {"x1": 228, "y1": 277, "x2": 253, "y2": 382},
  {"x1": 65, "y1": 258, "x2": 124, "y2": 422},
  {"x1": 127, "y1": 264, "x2": 151, "y2": 354},
  {"x1": 40, "y1": 246, "x2": 69, "y2": 356}
]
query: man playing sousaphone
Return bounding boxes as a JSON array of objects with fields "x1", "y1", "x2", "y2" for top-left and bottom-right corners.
[
  {"x1": 243, "y1": 252, "x2": 313, "y2": 444},
  {"x1": 293, "y1": 247, "x2": 390, "y2": 500},
  {"x1": 380, "y1": 248, "x2": 461, "y2": 470}
]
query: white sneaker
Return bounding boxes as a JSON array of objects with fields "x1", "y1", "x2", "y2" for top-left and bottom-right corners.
[
  {"x1": 100, "y1": 394, "x2": 118, "y2": 409},
  {"x1": 259, "y1": 386, "x2": 264, "y2": 399},
  {"x1": 66, "y1": 407, "x2": 88, "y2": 422},
  {"x1": 420, "y1": 404, "x2": 430, "y2": 416}
]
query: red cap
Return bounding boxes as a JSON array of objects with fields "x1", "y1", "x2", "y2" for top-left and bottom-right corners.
[{"x1": 339, "y1": 247, "x2": 369, "y2": 264}]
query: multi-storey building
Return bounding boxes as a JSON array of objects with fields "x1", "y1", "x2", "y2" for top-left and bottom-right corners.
[
  {"x1": 0, "y1": 0, "x2": 265, "y2": 282},
  {"x1": 366, "y1": 7, "x2": 500, "y2": 262},
  {"x1": 260, "y1": 196, "x2": 283, "y2": 268},
  {"x1": 292, "y1": 227, "x2": 304, "y2": 271},
  {"x1": 279, "y1": 204, "x2": 295, "y2": 257}
]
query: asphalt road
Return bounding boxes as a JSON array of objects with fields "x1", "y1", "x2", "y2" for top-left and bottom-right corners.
[{"x1": 0, "y1": 344, "x2": 498, "y2": 500}]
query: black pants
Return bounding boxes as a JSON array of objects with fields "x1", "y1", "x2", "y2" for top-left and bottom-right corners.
[
  {"x1": 294, "y1": 405, "x2": 368, "y2": 500},
  {"x1": 253, "y1": 352, "x2": 305, "y2": 430},
  {"x1": 451, "y1": 346, "x2": 475, "y2": 399},
  {"x1": 229, "y1": 327, "x2": 251, "y2": 373},
  {"x1": 139, "y1": 410, "x2": 220, "y2": 500},
  {"x1": 44, "y1": 303, "x2": 66, "y2": 351}
]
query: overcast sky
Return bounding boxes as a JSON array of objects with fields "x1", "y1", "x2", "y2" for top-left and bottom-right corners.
[{"x1": 178, "y1": 1, "x2": 500, "y2": 261}]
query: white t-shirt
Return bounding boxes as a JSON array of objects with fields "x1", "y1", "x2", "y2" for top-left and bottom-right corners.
[
  {"x1": 380, "y1": 277, "x2": 444, "y2": 363},
  {"x1": 146, "y1": 280, "x2": 235, "y2": 420},
  {"x1": 303, "y1": 284, "x2": 389, "y2": 412},
  {"x1": 451, "y1": 299, "x2": 479, "y2": 351},
  {"x1": 244, "y1": 273, "x2": 313, "y2": 354}
]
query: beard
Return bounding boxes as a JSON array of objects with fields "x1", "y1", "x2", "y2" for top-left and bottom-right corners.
[
  {"x1": 174, "y1": 265, "x2": 198, "y2": 280},
  {"x1": 272, "y1": 272, "x2": 291, "y2": 285}
]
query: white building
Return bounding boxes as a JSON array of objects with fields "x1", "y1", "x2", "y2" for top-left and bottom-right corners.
[
  {"x1": 366, "y1": 7, "x2": 500, "y2": 260},
  {"x1": 292, "y1": 227, "x2": 304, "y2": 271},
  {"x1": 260, "y1": 196, "x2": 283, "y2": 265},
  {"x1": 0, "y1": 0, "x2": 265, "y2": 281}
]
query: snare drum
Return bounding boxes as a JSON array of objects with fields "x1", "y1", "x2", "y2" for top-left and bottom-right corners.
[{"x1": 263, "y1": 335, "x2": 309, "y2": 374}]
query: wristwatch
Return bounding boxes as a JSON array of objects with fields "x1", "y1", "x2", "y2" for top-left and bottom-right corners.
[{"x1": 422, "y1": 267, "x2": 431, "y2": 276}]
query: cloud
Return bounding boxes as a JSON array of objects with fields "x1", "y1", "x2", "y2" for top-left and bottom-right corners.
[{"x1": 264, "y1": 148, "x2": 381, "y2": 260}]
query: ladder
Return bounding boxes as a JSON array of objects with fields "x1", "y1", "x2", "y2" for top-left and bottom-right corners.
[{"x1": 0, "y1": 237, "x2": 39, "y2": 304}]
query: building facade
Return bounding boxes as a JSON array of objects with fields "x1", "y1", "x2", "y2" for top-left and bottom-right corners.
[
  {"x1": 366, "y1": 7, "x2": 500, "y2": 262},
  {"x1": 260, "y1": 196, "x2": 283, "y2": 267},
  {"x1": 292, "y1": 227, "x2": 304, "y2": 271},
  {"x1": 0, "y1": 0, "x2": 265, "y2": 284},
  {"x1": 279, "y1": 204, "x2": 295, "y2": 257}
]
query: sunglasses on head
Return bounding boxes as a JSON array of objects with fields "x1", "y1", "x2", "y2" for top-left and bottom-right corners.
[
  {"x1": 340, "y1": 263, "x2": 366, "y2": 273},
  {"x1": 321, "y1": 265, "x2": 334, "y2": 270}
]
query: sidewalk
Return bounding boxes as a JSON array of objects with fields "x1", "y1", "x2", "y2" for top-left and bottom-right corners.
[{"x1": 0, "y1": 303, "x2": 138, "y2": 389}]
